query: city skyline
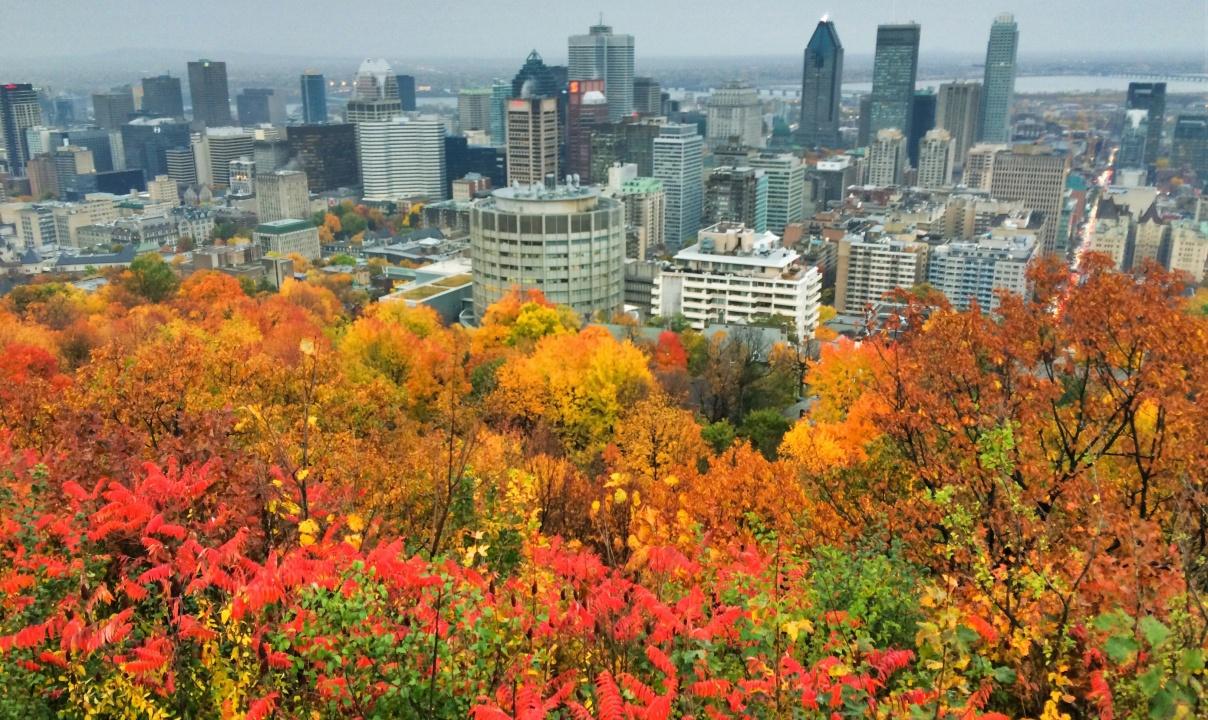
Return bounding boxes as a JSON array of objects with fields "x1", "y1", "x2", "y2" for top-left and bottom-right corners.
[{"x1": 3, "y1": 0, "x2": 1206, "y2": 62}]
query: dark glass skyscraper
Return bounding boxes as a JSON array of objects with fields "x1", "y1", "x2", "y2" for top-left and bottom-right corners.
[
  {"x1": 92, "y1": 89, "x2": 135, "y2": 130},
  {"x1": 511, "y1": 51, "x2": 561, "y2": 100},
  {"x1": 0, "y1": 83, "x2": 41, "y2": 177},
  {"x1": 142, "y1": 75, "x2": 184, "y2": 118},
  {"x1": 869, "y1": 24, "x2": 920, "y2": 141},
  {"x1": 187, "y1": 59, "x2": 233, "y2": 127},
  {"x1": 300, "y1": 71, "x2": 327, "y2": 124},
  {"x1": 798, "y1": 18, "x2": 844, "y2": 149},
  {"x1": 285, "y1": 123, "x2": 360, "y2": 192},
  {"x1": 396, "y1": 74, "x2": 417, "y2": 111},
  {"x1": 908, "y1": 89, "x2": 936, "y2": 165},
  {"x1": 978, "y1": 13, "x2": 1018, "y2": 143},
  {"x1": 1126, "y1": 82, "x2": 1166, "y2": 166}
]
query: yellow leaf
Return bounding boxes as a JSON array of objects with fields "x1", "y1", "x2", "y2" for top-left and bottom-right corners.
[
  {"x1": 663, "y1": 474, "x2": 679, "y2": 487},
  {"x1": 299, "y1": 338, "x2": 316, "y2": 356},
  {"x1": 590, "y1": 500, "x2": 601, "y2": 517},
  {"x1": 295, "y1": 467, "x2": 310, "y2": 482},
  {"x1": 298, "y1": 518, "x2": 319, "y2": 546},
  {"x1": 613, "y1": 488, "x2": 628, "y2": 504},
  {"x1": 346, "y1": 513, "x2": 365, "y2": 532},
  {"x1": 307, "y1": 415, "x2": 318, "y2": 428}
]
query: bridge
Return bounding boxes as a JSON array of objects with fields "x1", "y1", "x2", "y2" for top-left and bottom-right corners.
[{"x1": 1107, "y1": 72, "x2": 1208, "y2": 83}]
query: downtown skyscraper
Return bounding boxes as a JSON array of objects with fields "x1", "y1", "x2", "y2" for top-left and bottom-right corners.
[
  {"x1": 978, "y1": 14, "x2": 1018, "y2": 143},
  {"x1": 798, "y1": 18, "x2": 844, "y2": 149},
  {"x1": 187, "y1": 59, "x2": 233, "y2": 127},
  {"x1": 0, "y1": 83, "x2": 42, "y2": 177},
  {"x1": 300, "y1": 70, "x2": 327, "y2": 124},
  {"x1": 1126, "y1": 82, "x2": 1166, "y2": 167},
  {"x1": 868, "y1": 24, "x2": 921, "y2": 141},
  {"x1": 141, "y1": 75, "x2": 184, "y2": 119},
  {"x1": 653, "y1": 123, "x2": 704, "y2": 250},
  {"x1": 568, "y1": 18, "x2": 635, "y2": 121}
]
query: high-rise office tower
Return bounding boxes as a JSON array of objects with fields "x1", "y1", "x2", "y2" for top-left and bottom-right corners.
[
  {"x1": 256, "y1": 170, "x2": 311, "y2": 222},
  {"x1": 568, "y1": 18, "x2": 635, "y2": 121},
  {"x1": 1126, "y1": 82, "x2": 1166, "y2": 166},
  {"x1": 300, "y1": 70, "x2": 327, "y2": 124},
  {"x1": 65, "y1": 128, "x2": 117, "y2": 172},
  {"x1": 53, "y1": 145, "x2": 98, "y2": 199},
  {"x1": 798, "y1": 18, "x2": 844, "y2": 149},
  {"x1": 470, "y1": 183, "x2": 625, "y2": 318},
  {"x1": 53, "y1": 97, "x2": 75, "y2": 125},
  {"x1": 917, "y1": 128, "x2": 955, "y2": 188},
  {"x1": 458, "y1": 88, "x2": 494, "y2": 135},
  {"x1": 978, "y1": 14, "x2": 1018, "y2": 143},
  {"x1": 746, "y1": 152, "x2": 805, "y2": 235},
  {"x1": 962, "y1": 143, "x2": 1005, "y2": 191},
  {"x1": 908, "y1": 89, "x2": 936, "y2": 165},
  {"x1": 237, "y1": 89, "x2": 286, "y2": 126},
  {"x1": 867, "y1": 128, "x2": 908, "y2": 186},
  {"x1": 869, "y1": 24, "x2": 921, "y2": 140},
  {"x1": 357, "y1": 116, "x2": 446, "y2": 201},
  {"x1": 141, "y1": 75, "x2": 184, "y2": 119},
  {"x1": 197, "y1": 127, "x2": 254, "y2": 188},
  {"x1": 588, "y1": 118, "x2": 663, "y2": 183},
  {"x1": 121, "y1": 117, "x2": 191, "y2": 180},
  {"x1": 285, "y1": 123, "x2": 360, "y2": 192},
  {"x1": 706, "y1": 81, "x2": 764, "y2": 149},
  {"x1": 165, "y1": 147, "x2": 197, "y2": 188},
  {"x1": 253, "y1": 138, "x2": 291, "y2": 173},
  {"x1": 857, "y1": 94, "x2": 872, "y2": 147},
  {"x1": 489, "y1": 81, "x2": 510, "y2": 147},
  {"x1": 1171, "y1": 115, "x2": 1208, "y2": 176},
  {"x1": 512, "y1": 51, "x2": 562, "y2": 100},
  {"x1": 187, "y1": 59, "x2": 233, "y2": 127},
  {"x1": 633, "y1": 77, "x2": 662, "y2": 116},
  {"x1": 936, "y1": 81, "x2": 982, "y2": 165},
  {"x1": 396, "y1": 74, "x2": 417, "y2": 112},
  {"x1": 653, "y1": 123, "x2": 704, "y2": 250},
  {"x1": 2, "y1": 84, "x2": 44, "y2": 178},
  {"x1": 567, "y1": 80, "x2": 608, "y2": 179},
  {"x1": 1117, "y1": 110, "x2": 1149, "y2": 171},
  {"x1": 506, "y1": 97, "x2": 559, "y2": 185},
  {"x1": 92, "y1": 89, "x2": 135, "y2": 130},
  {"x1": 347, "y1": 59, "x2": 401, "y2": 124},
  {"x1": 705, "y1": 166, "x2": 768, "y2": 233},
  {"x1": 988, "y1": 144, "x2": 1070, "y2": 254},
  {"x1": 617, "y1": 177, "x2": 665, "y2": 259},
  {"x1": 26, "y1": 155, "x2": 59, "y2": 198}
]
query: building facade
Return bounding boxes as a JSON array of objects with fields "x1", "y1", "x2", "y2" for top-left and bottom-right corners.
[
  {"x1": 927, "y1": 235, "x2": 1036, "y2": 312},
  {"x1": 633, "y1": 77, "x2": 662, "y2": 115},
  {"x1": 256, "y1": 170, "x2": 310, "y2": 222},
  {"x1": 346, "y1": 59, "x2": 402, "y2": 124},
  {"x1": 704, "y1": 166, "x2": 768, "y2": 233},
  {"x1": 746, "y1": 152, "x2": 804, "y2": 235},
  {"x1": 187, "y1": 59, "x2": 233, "y2": 127},
  {"x1": 867, "y1": 128, "x2": 907, "y2": 186},
  {"x1": 917, "y1": 128, "x2": 955, "y2": 188},
  {"x1": 506, "y1": 97, "x2": 559, "y2": 186},
  {"x1": 469, "y1": 183, "x2": 625, "y2": 318},
  {"x1": 706, "y1": 81, "x2": 763, "y2": 149},
  {"x1": 935, "y1": 81, "x2": 982, "y2": 167},
  {"x1": 835, "y1": 235, "x2": 929, "y2": 314},
  {"x1": 568, "y1": 19, "x2": 635, "y2": 120},
  {"x1": 236, "y1": 88, "x2": 286, "y2": 126},
  {"x1": 618, "y1": 176, "x2": 665, "y2": 260},
  {"x1": 868, "y1": 24, "x2": 921, "y2": 139},
  {"x1": 286, "y1": 123, "x2": 360, "y2": 192},
  {"x1": 1, "y1": 83, "x2": 42, "y2": 178},
  {"x1": 300, "y1": 70, "x2": 327, "y2": 124},
  {"x1": 141, "y1": 75, "x2": 184, "y2": 119},
  {"x1": 566, "y1": 79, "x2": 608, "y2": 179},
  {"x1": 798, "y1": 19, "x2": 844, "y2": 149},
  {"x1": 653, "y1": 123, "x2": 704, "y2": 250},
  {"x1": 988, "y1": 144, "x2": 1069, "y2": 254},
  {"x1": 978, "y1": 14, "x2": 1019, "y2": 143},
  {"x1": 92, "y1": 90, "x2": 135, "y2": 130},
  {"x1": 458, "y1": 88, "x2": 493, "y2": 135},
  {"x1": 255, "y1": 218, "x2": 321, "y2": 260},
  {"x1": 1126, "y1": 82, "x2": 1166, "y2": 167},
  {"x1": 357, "y1": 116, "x2": 447, "y2": 202}
]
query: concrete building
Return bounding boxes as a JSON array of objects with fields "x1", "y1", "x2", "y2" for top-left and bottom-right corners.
[
  {"x1": 53, "y1": 146, "x2": 98, "y2": 199},
  {"x1": 26, "y1": 155, "x2": 59, "y2": 198},
  {"x1": 705, "y1": 166, "x2": 768, "y2": 233},
  {"x1": 1, "y1": 83, "x2": 42, "y2": 178},
  {"x1": 568, "y1": 18, "x2": 635, "y2": 120},
  {"x1": 357, "y1": 116, "x2": 447, "y2": 202},
  {"x1": 927, "y1": 235, "x2": 1036, "y2": 313},
  {"x1": 1166, "y1": 220, "x2": 1208, "y2": 283},
  {"x1": 236, "y1": 88, "x2": 286, "y2": 126},
  {"x1": 936, "y1": 81, "x2": 982, "y2": 166},
  {"x1": 835, "y1": 235, "x2": 929, "y2": 314},
  {"x1": 146, "y1": 174, "x2": 178, "y2": 204},
  {"x1": 633, "y1": 77, "x2": 662, "y2": 116},
  {"x1": 300, "y1": 70, "x2": 327, "y2": 124},
  {"x1": 165, "y1": 147, "x2": 197, "y2": 188},
  {"x1": 746, "y1": 152, "x2": 804, "y2": 236},
  {"x1": 653, "y1": 123, "x2": 704, "y2": 250},
  {"x1": 868, "y1": 24, "x2": 921, "y2": 139},
  {"x1": 978, "y1": 14, "x2": 1018, "y2": 143},
  {"x1": 346, "y1": 59, "x2": 402, "y2": 124},
  {"x1": 286, "y1": 123, "x2": 359, "y2": 192},
  {"x1": 92, "y1": 90, "x2": 135, "y2": 130},
  {"x1": 651, "y1": 222, "x2": 823, "y2": 340},
  {"x1": 798, "y1": 18, "x2": 844, "y2": 149},
  {"x1": 867, "y1": 128, "x2": 907, "y2": 186},
  {"x1": 567, "y1": 79, "x2": 609, "y2": 179},
  {"x1": 706, "y1": 81, "x2": 763, "y2": 149},
  {"x1": 469, "y1": 183, "x2": 625, "y2": 318},
  {"x1": 617, "y1": 176, "x2": 665, "y2": 260},
  {"x1": 962, "y1": 143, "x2": 1004, "y2": 191},
  {"x1": 255, "y1": 218, "x2": 321, "y2": 260},
  {"x1": 187, "y1": 59, "x2": 233, "y2": 127},
  {"x1": 458, "y1": 88, "x2": 493, "y2": 136},
  {"x1": 917, "y1": 128, "x2": 955, "y2": 188},
  {"x1": 256, "y1": 170, "x2": 309, "y2": 222},
  {"x1": 988, "y1": 144, "x2": 1069, "y2": 254},
  {"x1": 228, "y1": 159, "x2": 255, "y2": 199},
  {"x1": 506, "y1": 97, "x2": 559, "y2": 186},
  {"x1": 121, "y1": 117, "x2": 190, "y2": 180},
  {"x1": 196, "y1": 127, "x2": 253, "y2": 188},
  {"x1": 142, "y1": 75, "x2": 184, "y2": 119},
  {"x1": 588, "y1": 118, "x2": 664, "y2": 183}
]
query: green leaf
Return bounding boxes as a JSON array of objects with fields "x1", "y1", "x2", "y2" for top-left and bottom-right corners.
[
  {"x1": 1104, "y1": 635, "x2": 1140, "y2": 664},
  {"x1": 1148, "y1": 688, "x2": 1174, "y2": 719},
  {"x1": 1179, "y1": 648, "x2": 1204, "y2": 673},
  {"x1": 992, "y1": 666, "x2": 1017, "y2": 684},
  {"x1": 1138, "y1": 666, "x2": 1163, "y2": 695},
  {"x1": 1139, "y1": 616, "x2": 1171, "y2": 648}
]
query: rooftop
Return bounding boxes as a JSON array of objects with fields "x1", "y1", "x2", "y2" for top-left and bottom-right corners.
[{"x1": 256, "y1": 219, "x2": 315, "y2": 235}]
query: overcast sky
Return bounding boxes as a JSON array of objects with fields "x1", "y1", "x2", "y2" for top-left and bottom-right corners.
[{"x1": 3, "y1": 0, "x2": 1205, "y2": 60}]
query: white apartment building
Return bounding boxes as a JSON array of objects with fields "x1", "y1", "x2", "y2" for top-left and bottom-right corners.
[
  {"x1": 651, "y1": 222, "x2": 822, "y2": 340},
  {"x1": 927, "y1": 234, "x2": 1036, "y2": 313},
  {"x1": 867, "y1": 128, "x2": 907, "y2": 187},
  {"x1": 917, "y1": 128, "x2": 955, "y2": 188},
  {"x1": 834, "y1": 235, "x2": 929, "y2": 314}
]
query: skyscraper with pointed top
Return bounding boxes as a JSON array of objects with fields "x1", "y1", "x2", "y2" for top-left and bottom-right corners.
[
  {"x1": 978, "y1": 13, "x2": 1018, "y2": 143},
  {"x1": 798, "y1": 18, "x2": 844, "y2": 149},
  {"x1": 568, "y1": 16, "x2": 635, "y2": 121}
]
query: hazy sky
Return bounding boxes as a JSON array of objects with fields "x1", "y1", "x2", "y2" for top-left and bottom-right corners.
[{"x1": 3, "y1": 0, "x2": 1206, "y2": 60}]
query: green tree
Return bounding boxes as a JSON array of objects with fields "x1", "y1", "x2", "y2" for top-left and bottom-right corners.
[
  {"x1": 124, "y1": 253, "x2": 180, "y2": 302},
  {"x1": 736, "y1": 408, "x2": 789, "y2": 459}
]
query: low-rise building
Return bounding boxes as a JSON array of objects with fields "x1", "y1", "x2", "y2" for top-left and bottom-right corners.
[
  {"x1": 254, "y1": 218, "x2": 321, "y2": 260},
  {"x1": 651, "y1": 222, "x2": 823, "y2": 340}
]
